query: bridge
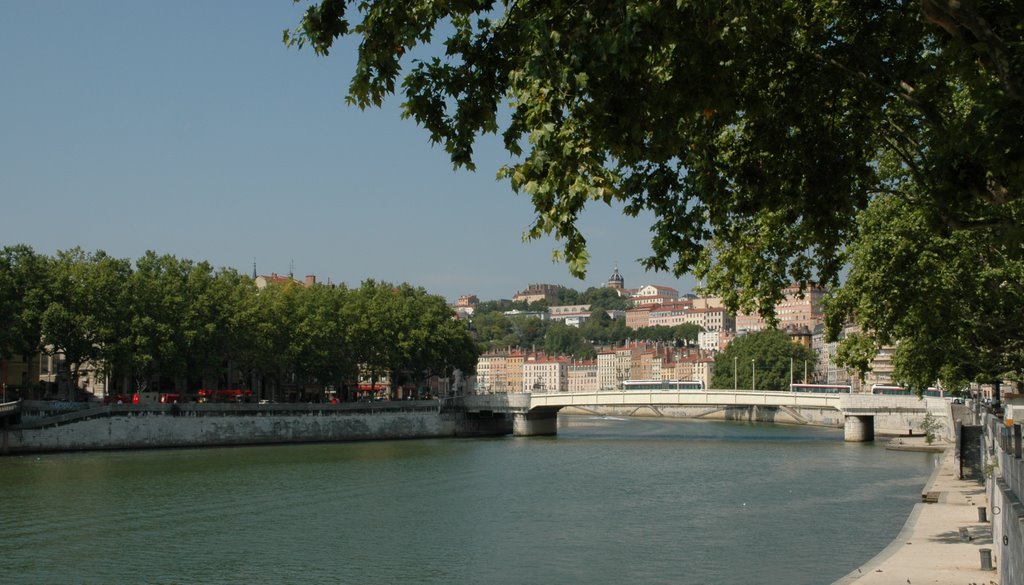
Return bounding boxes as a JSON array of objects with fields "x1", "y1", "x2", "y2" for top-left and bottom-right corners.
[
  {"x1": 0, "y1": 400, "x2": 20, "y2": 421},
  {"x1": 462, "y1": 389, "x2": 950, "y2": 442}
]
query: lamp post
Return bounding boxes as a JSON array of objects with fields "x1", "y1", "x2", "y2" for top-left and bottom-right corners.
[
  {"x1": 734, "y1": 356, "x2": 738, "y2": 390},
  {"x1": 751, "y1": 359, "x2": 756, "y2": 391}
]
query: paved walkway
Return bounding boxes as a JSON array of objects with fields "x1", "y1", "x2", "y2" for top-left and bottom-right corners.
[{"x1": 834, "y1": 438, "x2": 998, "y2": 585}]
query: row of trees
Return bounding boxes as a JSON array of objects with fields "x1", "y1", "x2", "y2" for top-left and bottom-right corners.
[
  {"x1": 472, "y1": 286, "x2": 632, "y2": 315},
  {"x1": 472, "y1": 308, "x2": 701, "y2": 358},
  {"x1": 0, "y1": 245, "x2": 476, "y2": 400}
]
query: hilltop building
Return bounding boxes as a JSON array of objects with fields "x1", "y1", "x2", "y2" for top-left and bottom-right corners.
[
  {"x1": 255, "y1": 272, "x2": 317, "y2": 290},
  {"x1": 513, "y1": 283, "x2": 563, "y2": 304}
]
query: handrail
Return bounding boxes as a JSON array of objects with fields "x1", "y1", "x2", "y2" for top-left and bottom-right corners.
[{"x1": 11, "y1": 400, "x2": 444, "y2": 430}]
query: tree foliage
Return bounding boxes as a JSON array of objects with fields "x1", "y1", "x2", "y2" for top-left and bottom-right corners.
[
  {"x1": 632, "y1": 324, "x2": 702, "y2": 346},
  {"x1": 287, "y1": 0, "x2": 1024, "y2": 385},
  {"x1": 711, "y1": 330, "x2": 816, "y2": 391},
  {"x1": 1, "y1": 246, "x2": 475, "y2": 399},
  {"x1": 0, "y1": 245, "x2": 50, "y2": 361}
]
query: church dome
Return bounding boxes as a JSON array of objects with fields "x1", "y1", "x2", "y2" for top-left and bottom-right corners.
[{"x1": 607, "y1": 267, "x2": 624, "y2": 289}]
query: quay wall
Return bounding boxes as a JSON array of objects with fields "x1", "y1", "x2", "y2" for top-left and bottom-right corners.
[
  {"x1": 2, "y1": 402, "x2": 466, "y2": 454},
  {"x1": 986, "y1": 416, "x2": 1024, "y2": 582}
]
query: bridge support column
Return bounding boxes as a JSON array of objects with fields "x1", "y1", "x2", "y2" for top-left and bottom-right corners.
[
  {"x1": 844, "y1": 415, "x2": 875, "y2": 442},
  {"x1": 513, "y1": 410, "x2": 558, "y2": 437}
]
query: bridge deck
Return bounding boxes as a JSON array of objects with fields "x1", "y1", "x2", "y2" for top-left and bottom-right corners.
[{"x1": 528, "y1": 390, "x2": 846, "y2": 411}]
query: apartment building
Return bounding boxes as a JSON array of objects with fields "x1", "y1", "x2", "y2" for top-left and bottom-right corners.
[
  {"x1": 631, "y1": 284, "x2": 681, "y2": 307},
  {"x1": 698, "y1": 329, "x2": 735, "y2": 352},
  {"x1": 597, "y1": 350, "x2": 619, "y2": 390},
  {"x1": 625, "y1": 306, "x2": 652, "y2": 330},
  {"x1": 736, "y1": 284, "x2": 825, "y2": 333},
  {"x1": 568, "y1": 360, "x2": 599, "y2": 393},
  {"x1": 649, "y1": 303, "x2": 735, "y2": 332},
  {"x1": 549, "y1": 304, "x2": 593, "y2": 327},
  {"x1": 523, "y1": 354, "x2": 568, "y2": 393}
]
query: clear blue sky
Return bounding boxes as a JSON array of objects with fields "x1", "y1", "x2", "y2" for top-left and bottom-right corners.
[{"x1": 1, "y1": 1, "x2": 699, "y2": 302}]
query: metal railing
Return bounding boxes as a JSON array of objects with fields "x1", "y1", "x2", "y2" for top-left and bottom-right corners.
[{"x1": 0, "y1": 400, "x2": 21, "y2": 416}]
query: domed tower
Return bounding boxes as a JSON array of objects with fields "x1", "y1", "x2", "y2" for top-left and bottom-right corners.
[{"x1": 606, "y1": 267, "x2": 624, "y2": 291}]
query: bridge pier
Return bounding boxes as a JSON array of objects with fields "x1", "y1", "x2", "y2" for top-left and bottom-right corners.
[
  {"x1": 513, "y1": 410, "x2": 558, "y2": 437},
  {"x1": 844, "y1": 415, "x2": 875, "y2": 442}
]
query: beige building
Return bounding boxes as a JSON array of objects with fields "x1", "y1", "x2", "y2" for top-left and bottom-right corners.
[
  {"x1": 475, "y1": 349, "x2": 534, "y2": 393},
  {"x1": 631, "y1": 284, "x2": 681, "y2": 307},
  {"x1": 648, "y1": 304, "x2": 735, "y2": 332},
  {"x1": 663, "y1": 354, "x2": 715, "y2": 388},
  {"x1": 513, "y1": 284, "x2": 562, "y2": 305},
  {"x1": 549, "y1": 304, "x2": 594, "y2": 327},
  {"x1": 625, "y1": 306, "x2": 652, "y2": 330},
  {"x1": 597, "y1": 350, "x2": 618, "y2": 390},
  {"x1": 635, "y1": 350, "x2": 663, "y2": 382},
  {"x1": 736, "y1": 284, "x2": 825, "y2": 333},
  {"x1": 523, "y1": 354, "x2": 568, "y2": 393},
  {"x1": 475, "y1": 352, "x2": 506, "y2": 393},
  {"x1": 697, "y1": 329, "x2": 735, "y2": 352},
  {"x1": 568, "y1": 360, "x2": 599, "y2": 393}
]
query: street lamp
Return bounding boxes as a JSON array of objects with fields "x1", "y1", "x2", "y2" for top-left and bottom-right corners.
[
  {"x1": 751, "y1": 359, "x2": 756, "y2": 391},
  {"x1": 734, "y1": 356, "x2": 738, "y2": 391}
]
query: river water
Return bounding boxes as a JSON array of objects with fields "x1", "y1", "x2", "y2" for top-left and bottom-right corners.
[{"x1": 2, "y1": 416, "x2": 935, "y2": 585}]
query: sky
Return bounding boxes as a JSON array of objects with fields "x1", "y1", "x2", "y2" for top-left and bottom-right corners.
[{"x1": 1, "y1": 1, "x2": 699, "y2": 303}]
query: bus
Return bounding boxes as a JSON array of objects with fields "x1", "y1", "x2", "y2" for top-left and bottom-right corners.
[
  {"x1": 790, "y1": 383, "x2": 851, "y2": 394},
  {"x1": 196, "y1": 388, "x2": 253, "y2": 403},
  {"x1": 622, "y1": 379, "x2": 704, "y2": 391},
  {"x1": 871, "y1": 385, "x2": 910, "y2": 395},
  {"x1": 871, "y1": 385, "x2": 947, "y2": 397}
]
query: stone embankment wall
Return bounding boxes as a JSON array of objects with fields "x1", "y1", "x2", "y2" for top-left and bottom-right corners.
[
  {"x1": 985, "y1": 415, "x2": 1024, "y2": 582},
  {"x1": 2, "y1": 401, "x2": 462, "y2": 454}
]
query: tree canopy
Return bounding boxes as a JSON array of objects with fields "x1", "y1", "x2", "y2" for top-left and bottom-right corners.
[
  {"x1": 288, "y1": 0, "x2": 1024, "y2": 386},
  {"x1": 711, "y1": 329, "x2": 816, "y2": 391},
  {"x1": 0, "y1": 245, "x2": 475, "y2": 400}
]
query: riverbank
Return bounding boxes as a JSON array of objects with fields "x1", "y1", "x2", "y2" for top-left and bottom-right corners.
[
  {"x1": 833, "y1": 438, "x2": 998, "y2": 584},
  {"x1": 1, "y1": 400, "x2": 519, "y2": 454}
]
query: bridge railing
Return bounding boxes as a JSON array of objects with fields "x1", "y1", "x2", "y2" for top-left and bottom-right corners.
[
  {"x1": 0, "y1": 400, "x2": 21, "y2": 416},
  {"x1": 528, "y1": 389, "x2": 846, "y2": 410}
]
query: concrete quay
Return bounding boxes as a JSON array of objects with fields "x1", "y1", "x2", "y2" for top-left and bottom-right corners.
[{"x1": 834, "y1": 439, "x2": 998, "y2": 585}]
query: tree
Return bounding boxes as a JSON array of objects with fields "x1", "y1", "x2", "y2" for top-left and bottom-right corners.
[
  {"x1": 581, "y1": 287, "x2": 631, "y2": 312},
  {"x1": 673, "y1": 324, "x2": 703, "y2": 347},
  {"x1": 544, "y1": 321, "x2": 595, "y2": 359},
  {"x1": 124, "y1": 252, "x2": 195, "y2": 391},
  {"x1": 578, "y1": 309, "x2": 630, "y2": 345},
  {"x1": 0, "y1": 245, "x2": 50, "y2": 364},
  {"x1": 287, "y1": 1, "x2": 1024, "y2": 385},
  {"x1": 290, "y1": 281, "x2": 354, "y2": 399},
  {"x1": 826, "y1": 194, "x2": 1024, "y2": 390},
  {"x1": 41, "y1": 248, "x2": 132, "y2": 397},
  {"x1": 344, "y1": 281, "x2": 475, "y2": 395},
  {"x1": 555, "y1": 287, "x2": 581, "y2": 305},
  {"x1": 711, "y1": 330, "x2": 816, "y2": 391}
]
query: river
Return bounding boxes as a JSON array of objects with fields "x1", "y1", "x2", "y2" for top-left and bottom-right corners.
[{"x1": 2, "y1": 415, "x2": 935, "y2": 585}]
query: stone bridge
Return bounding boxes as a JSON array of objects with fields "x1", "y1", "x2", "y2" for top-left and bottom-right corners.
[{"x1": 461, "y1": 390, "x2": 951, "y2": 441}]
